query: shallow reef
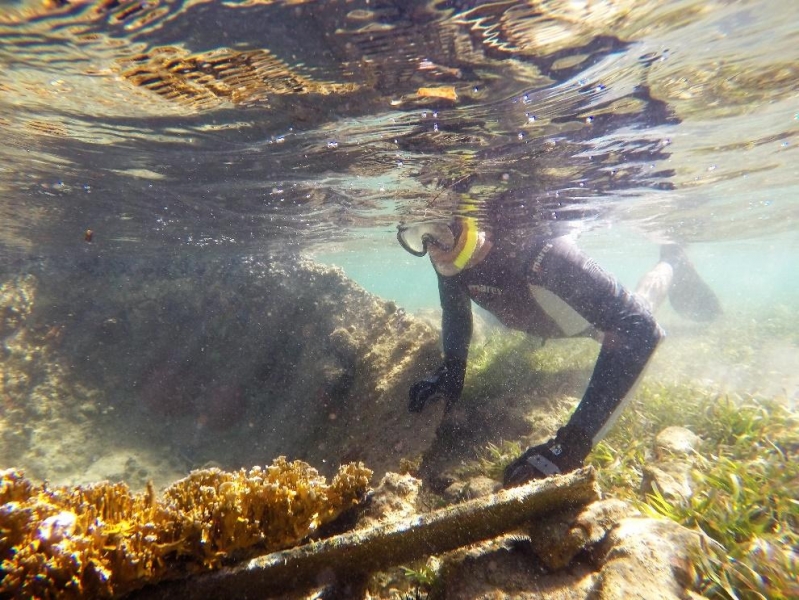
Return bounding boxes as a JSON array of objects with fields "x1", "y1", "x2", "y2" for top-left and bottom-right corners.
[
  {"x1": 2, "y1": 257, "x2": 797, "y2": 599},
  {"x1": 0, "y1": 255, "x2": 442, "y2": 488},
  {"x1": 0, "y1": 458, "x2": 371, "y2": 598}
]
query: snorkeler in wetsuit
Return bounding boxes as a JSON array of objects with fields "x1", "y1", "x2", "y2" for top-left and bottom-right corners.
[{"x1": 397, "y1": 219, "x2": 721, "y2": 487}]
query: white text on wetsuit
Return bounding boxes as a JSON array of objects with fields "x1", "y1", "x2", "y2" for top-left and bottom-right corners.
[{"x1": 468, "y1": 284, "x2": 502, "y2": 296}]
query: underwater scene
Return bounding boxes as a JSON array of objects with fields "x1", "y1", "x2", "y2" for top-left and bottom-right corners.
[{"x1": 0, "y1": 0, "x2": 797, "y2": 598}]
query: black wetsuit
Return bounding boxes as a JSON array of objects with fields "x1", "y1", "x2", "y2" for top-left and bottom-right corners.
[{"x1": 438, "y1": 233, "x2": 664, "y2": 442}]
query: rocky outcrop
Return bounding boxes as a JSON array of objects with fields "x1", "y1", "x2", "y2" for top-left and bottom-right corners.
[
  {"x1": 428, "y1": 424, "x2": 710, "y2": 600},
  {"x1": 0, "y1": 254, "x2": 444, "y2": 485},
  {"x1": 341, "y1": 468, "x2": 708, "y2": 600}
]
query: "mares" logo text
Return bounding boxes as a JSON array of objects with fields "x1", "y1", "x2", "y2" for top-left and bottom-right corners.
[{"x1": 468, "y1": 284, "x2": 502, "y2": 296}]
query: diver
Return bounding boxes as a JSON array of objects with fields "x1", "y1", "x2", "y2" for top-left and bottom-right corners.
[{"x1": 397, "y1": 218, "x2": 721, "y2": 487}]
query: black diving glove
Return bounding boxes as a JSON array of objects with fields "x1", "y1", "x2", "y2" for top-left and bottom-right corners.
[{"x1": 408, "y1": 358, "x2": 467, "y2": 413}]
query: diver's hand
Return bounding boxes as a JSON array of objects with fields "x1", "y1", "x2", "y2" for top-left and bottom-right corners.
[{"x1": 408, "y1": 358, "x2": 466, "y2": 413}]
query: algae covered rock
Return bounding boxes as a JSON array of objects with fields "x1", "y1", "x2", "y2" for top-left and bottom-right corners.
[
  {"x1": 593, "y1": 517, "x2": 704, "y2": 600},
  {"x1": 526, "y1": 498, "x2": 639, "y2": 570},
  {"x1": 0, "y1": 254, "x2": 441, "y2": 487},
  {"x1": 361, "y1": 472, "x2": 422, "y2": 526},
  {"x1": 0, "y1": 458, "x2": 371, "y2": 598},
  {"x1": 642, "y1": 425, "x2": 702, "y2": 503}
]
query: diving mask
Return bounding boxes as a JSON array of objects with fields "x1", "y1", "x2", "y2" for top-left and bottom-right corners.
[{"x1": 397, "y1": 222, "x2": 455, "y2": 257}]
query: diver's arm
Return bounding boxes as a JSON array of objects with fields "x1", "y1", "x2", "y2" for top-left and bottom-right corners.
[
  {"x1": 407, "y1": 273, "x2": 471, "y2": 413},
  {"x1": 439, "y1": 272, "x2": 473, "y2": 361},
  {"x1": 531, "y1": 237, "x2": 664, "y2": 442}
]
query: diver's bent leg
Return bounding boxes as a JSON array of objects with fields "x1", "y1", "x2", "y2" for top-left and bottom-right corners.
[
  {"x1": 528, "y1": 236, "x2": 664, "y2": 445},
  {"x1": 660, "y1": 244, "x2": 722, "y2": 321},
  {"x1": 504, "y1": 321, "x2": 662, "y2": 488},
  {"x1": 634, "y1": 261, "x2": 673, "y2": 314}
]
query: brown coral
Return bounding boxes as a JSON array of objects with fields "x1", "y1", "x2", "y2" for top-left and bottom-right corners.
[{"x1": 0, "y1": 458, "x2": 371, "y2": 598}]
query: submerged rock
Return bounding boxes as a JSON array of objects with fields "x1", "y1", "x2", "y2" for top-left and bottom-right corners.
[
  {"x1": 642, "y1": 425, "x2": 702, "y2": 504},
  {"x1": 435, "y1": 498, "x2": 706, "y2": 600},
  {"x1": 593, "y1": 517, "x2": 704, "y2": 600},
  {"x1": 442, "y1": 475, "x2": 498, "y2": 503},
  {"x1": 0, "y1": 255, "x2": 443, "y2": 485},
  {"x1": 655, "y1": 426, "x2": 701, "y2": 458},
  {"x1": 642, "y1": 463, "x2": 693, "y2": 503},
  {"x1": 526, "y1": 498, "x2": 639, "y2": 570}
]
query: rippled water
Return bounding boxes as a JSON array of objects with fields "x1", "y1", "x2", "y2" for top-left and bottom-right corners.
[{"x1": 1, "y1": 0, "x2": 797, "y2": 258}]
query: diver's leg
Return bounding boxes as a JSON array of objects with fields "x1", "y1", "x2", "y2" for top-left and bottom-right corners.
[
  {"x1": 635, "y1": 261, "x2": 674, "y2": 314},
  {"x1": 660, "y1": 244, "x2": 722, "y2": 321}
]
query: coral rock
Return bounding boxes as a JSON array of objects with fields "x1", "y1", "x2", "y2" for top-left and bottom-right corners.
[
  {"x1": 0, "y1": 459, "x2": 371, "y2": 598},
  {"x1": 527, "y1": 498, "x2": 639, "y2": 570},
  {"x1": 593, "y1": 517, "x2": 703, "y2": 600},
  {"x1": 655, "y1": 426, "x2": 701, "y2": 459}
]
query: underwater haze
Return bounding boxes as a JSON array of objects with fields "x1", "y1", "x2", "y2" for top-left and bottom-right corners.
[{"x1": 0, "y1": 0, "x2": 798, "y2": 598}]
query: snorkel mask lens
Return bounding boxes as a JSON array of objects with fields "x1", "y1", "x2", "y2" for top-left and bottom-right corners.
[{"x1": 397, "y1": 223, "x2": 455, "y2": 257}]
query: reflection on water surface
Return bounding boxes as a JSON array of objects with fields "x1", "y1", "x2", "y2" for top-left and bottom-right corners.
[{"x1": 1, "y1": 0, "x2": 797, "y2": 252}]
